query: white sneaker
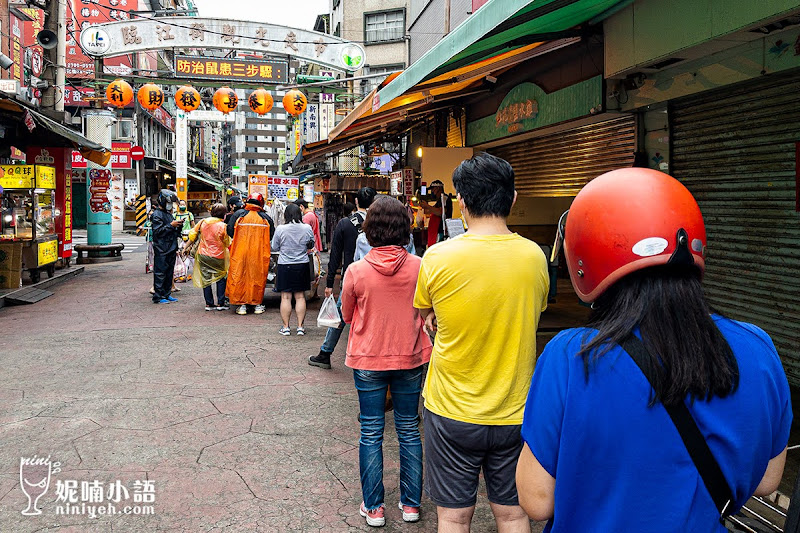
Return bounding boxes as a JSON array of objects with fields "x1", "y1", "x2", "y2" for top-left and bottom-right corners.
[
  {"x1": 236, "y1": 305, "x2": 248, "y2": 315},
  {"x1": 254, "y1": 304, "x2": 266, "y2": 314},
  {"x1": 296, "y1": 327, "x2": 305, "y2": 336},
  {"x1": 398, "y1": 502, "x2": 420, "y2": 522},
  {"x1": 279, "y1": 327, "x2": 291, "y2": 336}
]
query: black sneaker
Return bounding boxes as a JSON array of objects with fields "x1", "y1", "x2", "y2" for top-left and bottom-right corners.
[{"x1": 308, "y1": 352, "x2": 332, "y2": 369}]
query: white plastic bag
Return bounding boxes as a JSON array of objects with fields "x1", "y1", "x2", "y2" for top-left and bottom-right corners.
[{"x1": 317, "y1": 295, "x2": 342, "y2": 328}]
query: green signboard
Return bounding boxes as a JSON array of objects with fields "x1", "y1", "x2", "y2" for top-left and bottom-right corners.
[{"x1": 467, "y1": 76, "x2": 602, "y2": 146}]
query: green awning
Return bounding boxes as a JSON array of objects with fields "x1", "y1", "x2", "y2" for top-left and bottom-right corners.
[
  {"x1": 373, "y1": 0, "x2": 626, "y2": 109},
  {"x1": 157, "y1": 159, "x2": 224, "y2": 189}
]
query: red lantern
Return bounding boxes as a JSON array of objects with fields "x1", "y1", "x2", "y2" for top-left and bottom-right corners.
[
  {"x1": 175, "y1": 85, "x2": 201, "y2": 112},
  {"x1": 282, "y1": 89, "x2": 307, "y2": 116},
  {"x1": 105, "y1": 79, "x2": 133, "y2": 108},
  {"x1": 248, "y1": 89, "x2": 274, "y2": 115},
  {"x1": 213, "y1": 87, "x2": 239, "y2": 114},
  {"x1": 137, "y1": 83, "x2": 164, "y2": 111}
]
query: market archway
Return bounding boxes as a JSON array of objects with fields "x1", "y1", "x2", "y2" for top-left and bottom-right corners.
[{"x1": 80, "y1": 18, "x2": 366, "y2": 74}]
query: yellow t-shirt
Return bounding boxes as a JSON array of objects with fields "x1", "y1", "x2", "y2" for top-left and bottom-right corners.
[{"x1": 414, "y1": 233, "x2": 549, "y2": 425}]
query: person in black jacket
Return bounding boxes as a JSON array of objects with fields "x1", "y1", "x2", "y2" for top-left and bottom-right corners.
[
  {"x1": 151, "y1": 189, "x2": 182, "y2": 304},
  {"x1": 309, "y1": 187, "x2": 376, "y2": 369},
  {"x1": 226, "y1": 200, "x2": 276, "y2": 239},
  {"x1": 224, "y1": 196, "x2": 243, "y2": 225}
]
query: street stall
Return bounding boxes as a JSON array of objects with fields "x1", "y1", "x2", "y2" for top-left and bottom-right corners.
[
  {"x1": 0, "y1": 164, "x2": 59, "y2": 284},
  {"x1": 0, "y1": 92, "x2": 111, "y2": 285}
]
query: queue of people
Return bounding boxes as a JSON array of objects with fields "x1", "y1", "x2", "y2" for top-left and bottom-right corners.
[{"x1": 146, "y1": 152, "x2": 791, "y2": 531}]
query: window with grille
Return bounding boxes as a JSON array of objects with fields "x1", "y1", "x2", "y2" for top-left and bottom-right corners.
[
  {"x1": 364, "y1": 64, "x2": 404, "y2": 93},
  {"x1": 365, "y1": 10, "x2": 404, "y2": 43}
]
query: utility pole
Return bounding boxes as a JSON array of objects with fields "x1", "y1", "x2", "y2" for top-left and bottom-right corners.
[{"x1": 41, "y1": 0, "x2": 66, "y2": 116}]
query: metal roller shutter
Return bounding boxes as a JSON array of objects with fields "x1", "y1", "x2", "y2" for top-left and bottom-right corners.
[
  {"x1": 671, "y1": 70, "x2": 800, "y2": 386},
  {"x1": 488, "y1": 115, "x2": 636, "y2": 197}
]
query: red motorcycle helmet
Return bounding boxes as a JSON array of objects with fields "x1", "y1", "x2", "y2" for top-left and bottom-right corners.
[
  {"x1": 247, "y1": 192, "x2": 265, "y2": 207},
  {"x1": 563, "y1": 168, "x2": 707, "y2": 303}
]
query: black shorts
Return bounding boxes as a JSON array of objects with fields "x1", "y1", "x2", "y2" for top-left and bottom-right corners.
[
  {"x1": 275, "y1": 262, "x2": 311, "y2": 293},
  {"x1": 423, "y1": 407, "x2": 523, "y2": 508}
]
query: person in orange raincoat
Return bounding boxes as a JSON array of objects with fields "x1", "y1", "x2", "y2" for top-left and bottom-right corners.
[{"x1": 227, "y1": 193, "x2": 272, "y2": 316}]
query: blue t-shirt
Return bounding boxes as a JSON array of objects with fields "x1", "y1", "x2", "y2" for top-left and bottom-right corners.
[{"x1": 521, "y1": 316, "x2": 792, "y2": 533}]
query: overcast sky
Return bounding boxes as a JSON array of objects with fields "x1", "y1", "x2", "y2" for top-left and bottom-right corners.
[{"x1": 191, "y1": 0, "x2": 330, "y2": 31}]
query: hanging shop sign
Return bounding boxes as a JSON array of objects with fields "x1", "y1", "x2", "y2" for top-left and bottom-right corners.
[
  {"x1": 111, "y1": 142, "x2": 132, "y2": 169},
  {"x1": 35, "y1": 166, "x2": 56, "y2": 189},
  {"x1": 88, "y1": 168, "x2": 112, "y2": 213},
  {"x1": 142, "y1": 106, "x2": 175, "y2": 131},
  {"x1": 248, "y1": 174, "x2": 268, "y2": 199},
  {"x1": 79, "y1": 19, "x2": 366, "y2": 73},
  {"x1": 0, "y1": 165, "x2": 35, "y2": 189},
  {"x1": 268, "y1": 176, "x2": 299, "y2": 200},
  {"x1": 306, "y1": 104, "x2": 319, "y2": 143},
  {"x1": 466, "y1": 76, "x2": 602, "y2": 145},
  {"x1": 175, "y1": 55, "x2": 287, "y2": 84}
]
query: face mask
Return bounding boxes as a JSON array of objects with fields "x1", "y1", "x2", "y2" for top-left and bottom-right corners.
[
  {"x1": 179, "y1": 206, "x2": 187, "y2": 212},
  {"x1": 166, "y1": 202, "x2": 174, "y2": 212}
]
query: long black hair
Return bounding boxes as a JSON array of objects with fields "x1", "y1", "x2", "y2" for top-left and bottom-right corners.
[
  {"x1": 579, "y1": 264, "x2": 739, "y2": 407},
  {"x1": 284, "y1": 203, "x2": 303, "y2": 224}
]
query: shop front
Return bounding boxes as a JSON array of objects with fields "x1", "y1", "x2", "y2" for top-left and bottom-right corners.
[
  {"x1": 601, "y1": 2, "x2": 800, "y2": 387},
  {"x1": 0, "y1": 93, "x2": 110, "y2": 287}
]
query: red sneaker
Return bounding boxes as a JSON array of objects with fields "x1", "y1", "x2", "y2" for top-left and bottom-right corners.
[
  {"x1": 359, "y1": 502, "x2": 385, "y2": 527},
  {"x1": 398, "y1": 502, "x2": 420, "y2": 522}
]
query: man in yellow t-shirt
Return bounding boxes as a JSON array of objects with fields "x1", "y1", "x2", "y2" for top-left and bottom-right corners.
[{"x1": 414, "y1": 152, "x2": 549, "y2": 532}]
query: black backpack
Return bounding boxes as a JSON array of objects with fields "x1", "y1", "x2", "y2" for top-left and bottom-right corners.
[{"x1": 349, "y1": 212, "x2": 365, "y2": 234}]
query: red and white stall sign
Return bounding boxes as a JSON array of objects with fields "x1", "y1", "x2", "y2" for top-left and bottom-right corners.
[{"x1": 111, "y1": 142, "x2": 132, "y2": 169}]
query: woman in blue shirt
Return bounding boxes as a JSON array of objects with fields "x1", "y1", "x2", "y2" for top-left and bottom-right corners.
[{"x1": 516, "y1": 168, "x2": 791, "y2": 532}]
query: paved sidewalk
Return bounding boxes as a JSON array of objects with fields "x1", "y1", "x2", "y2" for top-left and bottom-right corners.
[{"x1": 0, "y1": 244, "x2": 545, "y2": 532}]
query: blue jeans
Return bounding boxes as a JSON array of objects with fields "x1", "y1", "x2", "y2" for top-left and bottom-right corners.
[
  {"x1": 202, "y1": 277, "x2": 227, "y2": 306},
  {"x1": 320, "y1": 295, "x2": 345, "y2": 353},
  {"x1": 353, "y1": 367, "x2": 424, "y2": 511}
]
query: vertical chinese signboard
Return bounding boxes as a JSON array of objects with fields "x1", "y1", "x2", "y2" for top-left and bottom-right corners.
[
  {"x1": 403, "y1": 168, "x2": 415, "y2": 197},
  {"x1": 306, "y1": 104, "x2": 319, "y2": 144},
  {"x1": 89, "y1": 169, "x2": 112, "y2": 214},
  {"x1": 10, "y1": 14, "x2": 23, "y2": 84}
]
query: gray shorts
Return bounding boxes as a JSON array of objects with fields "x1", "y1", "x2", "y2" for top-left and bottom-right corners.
[{"x1": 423, "y1": 407, "x2": 523, "y2": 508}]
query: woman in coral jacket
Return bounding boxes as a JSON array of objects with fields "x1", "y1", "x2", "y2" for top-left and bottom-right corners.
[{"x1": 340, "y1": 196, "x2": 432, "y2": 528}]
